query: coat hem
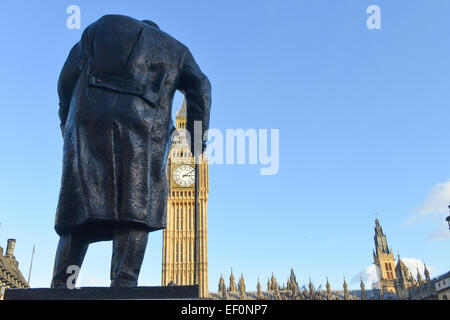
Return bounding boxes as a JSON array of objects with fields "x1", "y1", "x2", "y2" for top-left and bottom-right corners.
[{"x1": 55, "y1": 218, "x2": 165, "y2": 238}]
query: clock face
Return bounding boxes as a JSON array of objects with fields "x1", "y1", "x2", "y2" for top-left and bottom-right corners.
[{"x1": 173, "y1": 165, "x2": 195, "y2": 187}]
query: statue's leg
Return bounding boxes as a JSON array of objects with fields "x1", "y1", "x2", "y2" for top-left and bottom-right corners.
[
  {"x1": 50, "y1": 233, "x2": 89, "y2": 288},
  {"x1": 110, "y1": 227, "x2": 149, "y2": 287}
]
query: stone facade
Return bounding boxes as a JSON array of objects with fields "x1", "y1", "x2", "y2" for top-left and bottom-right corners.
[
  {"x1": 211, "y1": 269, "x2": 375, "y2": 300},
  {"x1": 435, "y1": 271, "x2": 450, "y2": 300},
  {"x1": 0, "y1": 239, "x2": 29, "y2": 299},
  {"x1": 373, "y1": 219, "x2": 439, "y2": 300}
]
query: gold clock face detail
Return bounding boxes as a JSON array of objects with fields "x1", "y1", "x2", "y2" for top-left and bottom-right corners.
[{"x1": 173, "y1": 165, "x2": 195, "y2": 187}]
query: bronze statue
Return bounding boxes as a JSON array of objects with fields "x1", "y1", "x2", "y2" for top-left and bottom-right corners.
[{"x1": 51, "y1": 14, "x2": 211, "y2": 288}]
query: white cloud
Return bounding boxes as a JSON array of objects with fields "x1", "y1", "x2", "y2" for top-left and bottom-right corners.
[
  {"x1": 401, "y1": 257, "x2": 434, "y2": 277},
  {"x1": 406, "y1": 180, "x2": 450, "y2": 241},
  {"x1": 352, "y1": 259, "x2": 435, "y2": 288},
  {"x1": 351, "y1": 264, "x2": 378, "y2": 287},
  {"x1": 412, "y1": 180, "x2": 450, "y2": 220}
]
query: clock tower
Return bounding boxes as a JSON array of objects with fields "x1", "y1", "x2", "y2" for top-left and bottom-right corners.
[
  {"x1": 162, "y1": 99, "x2": 209, "y2": 297},
  {"x1": 373, "y1": 218, "x2": 397, "y2": 295}
]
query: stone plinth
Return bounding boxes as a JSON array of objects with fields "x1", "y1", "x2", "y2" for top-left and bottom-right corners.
[{"x1": 4, "y1": 285, "x2": 199, "y2": 300}]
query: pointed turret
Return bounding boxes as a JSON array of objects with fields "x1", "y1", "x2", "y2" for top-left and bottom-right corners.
[
  {"x1": 308, "y1": 278, "x2": 314, "y2": 300},
  {"x1": 221, "y1": 277, "x2": 228, "y2": 300},
  {"x1": 343, "y1": 277, "x2": 349, "y2": 300},
  {"x1": 289, "y1": 268, "x2": 298, "y2": 289},
  {"x1": 395, "y1": 254, "x2": 410, "y2": 280},
  {"x1": 274, "y1": 281, "x2": 281, "y2": 300},
  {"x1": 271, "y1": 273, "x2": 276, "y2": 291},
  {"x1": 257, "y1": 278, "x2": 262, "y2": 300},
  {"x1": 229, "y1": 268, "x2": 236, "y2": 292},
  {"x1": 424, "y1": 263, "x2": 431, "y2": 281},
  {"x1": 218, "y1": 273, "x2": 225, "y2": 292},
  {"x1": 238, "y1": 274, "x2": 246, "y2": 300},
  {"x1": 176, "y1": 98, "x2": 187, "y2": 119},
  {"x1": 360, "y1": 276, "x2": 367, "y2": 300},
  {"x1": 416, "y1": 268, "x2": 423, "y2": 284},
  {"x1": 374, "y1": 218, "x2": 389, "y2": 254},
  {"x1": 289, "y1": 270, "x2": 298, "y2": 298},
  {"x1": 326, "y1": 277, "x2": 332, "y2": 300}
]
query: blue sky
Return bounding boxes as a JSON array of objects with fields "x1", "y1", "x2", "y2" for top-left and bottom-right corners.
[{"x1": 0, "y1": 0, "x2": 449, "y2": 291}]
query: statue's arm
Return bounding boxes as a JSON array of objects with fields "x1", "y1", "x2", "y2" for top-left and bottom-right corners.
[
  {"x1": 57, "y1": 24, "x2": 96, "y2": 136},
  {"x1": 178, "y1": 49, "x2": 212, "y2": 155}
]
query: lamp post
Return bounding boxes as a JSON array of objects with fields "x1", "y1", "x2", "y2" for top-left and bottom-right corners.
[{"x1": 446, "y1": 205, "x2": 450, "y2": 230}]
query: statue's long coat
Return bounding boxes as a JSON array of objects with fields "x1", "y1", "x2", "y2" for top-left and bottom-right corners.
[{"x1": 55, "y1": 15, "x2": 211, "y2": 237}]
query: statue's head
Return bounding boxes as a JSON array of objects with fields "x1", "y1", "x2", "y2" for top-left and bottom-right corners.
[{"x1": 142, "y1": 20, "x2": 160, "y2": 29}]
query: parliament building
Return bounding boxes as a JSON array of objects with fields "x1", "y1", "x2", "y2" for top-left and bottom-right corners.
[{"x1": 211, "y1": 219, "x2": 445, "y2": 300}]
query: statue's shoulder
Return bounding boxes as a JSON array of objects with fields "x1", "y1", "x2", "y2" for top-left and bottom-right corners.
[{"x1": 93, "y1": 14, "x2": 187, "y2": 50}]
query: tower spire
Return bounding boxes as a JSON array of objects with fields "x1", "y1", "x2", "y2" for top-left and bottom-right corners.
[
  {"x1": 218, "y1": 273, "x2": 225, "y2": 292},
  {"x1": 177, "y1": 98, "x2": 187, "y2": 118},
  {"x1": 238, "y1": 273, "x2": 246, "y2": 300},
  {"x1": 326, "y1": 277, "x2": 331, "y2": 300},
  {"x1": 343, "y1": 277, "x2": 349, "y2": 300},
  {"x1": 229, "y1": 268, "x2": 236, "y2": 292},
  {"x1": 360, "y1": 275, "x2": 367, "y2": 300},
  {"x1": 416, "y1": 268, "x2": 423, "y2": 284},
  {"x1": 257, "y1": 278, "x2": 262, "y2": 300},
  {"x1": 372, "y1": 218, "x2": 397, "y2": 294},
  {"x1": 308, "y1": 277, "x2": 314, "y2": 300},
  {"x1": 424, "y1": 263, "x2": 431, "y2": 281}
]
